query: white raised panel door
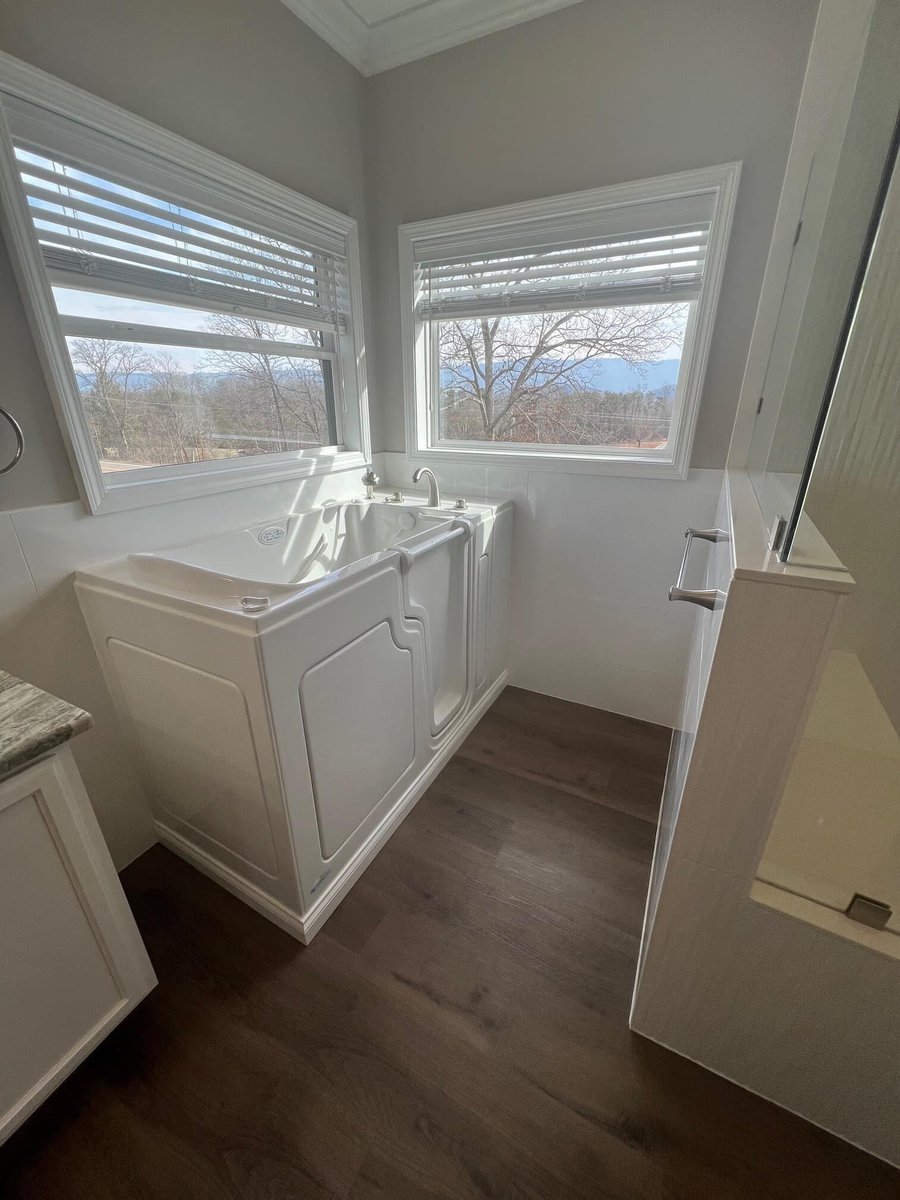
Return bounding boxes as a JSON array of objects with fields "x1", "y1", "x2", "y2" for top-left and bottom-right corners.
[
  {"x1": 397, "y1": 521, "x2": 471, "y2": 735},
  {"x1": 259, "y1": 559, "x2": 431, "y2": 906},
  {"x1": 0, "y1": 745, "x2": 156, "y2": 1143},
  {"x1": 301, "y1": 619, "x2": 417, "y2": 857}
]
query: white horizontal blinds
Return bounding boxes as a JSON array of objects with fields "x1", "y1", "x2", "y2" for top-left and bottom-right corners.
[
  {"x1": 13, "y1": 145, "x2": 346, "y2": 332},
  {"x1": 418, "y1": 223, "x2": 710, "y2": 321}
]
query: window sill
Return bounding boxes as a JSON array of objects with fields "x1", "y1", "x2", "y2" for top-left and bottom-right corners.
[
  {"x1": 410, "y1": 444, "x2": 689, "y2": 480},
  {"x1": 86, "y1": 448, "x2": 369, "y2": 514}
]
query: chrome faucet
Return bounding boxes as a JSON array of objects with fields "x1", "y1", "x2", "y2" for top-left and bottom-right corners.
[{"x1": 412, "y1": 466, "x2": 440, "y2": 508}]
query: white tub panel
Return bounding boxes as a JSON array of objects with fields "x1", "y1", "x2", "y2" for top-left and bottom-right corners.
[
  {"x1": 76, "y1": 582, "x2": 301, "y2": 909},
  {"x1": 301, "y1": 621, "x2": 416, "y2": 858},
  {"x1": 404, "y1": 531, "x2": 469, "y2": 733},
  {"x1": 106, "y1": 642, "x2": 279, "y2": 877}
]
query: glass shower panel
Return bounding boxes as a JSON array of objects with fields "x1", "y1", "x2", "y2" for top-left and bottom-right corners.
[
  {"x1": 747, "y1": 0, "x2": 900, "y2": 541},
  {"x1": 757, "y1": 135, "x2": 900, "y2": 941}
]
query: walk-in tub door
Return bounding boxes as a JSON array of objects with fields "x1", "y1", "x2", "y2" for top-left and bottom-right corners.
[
  {"x1": 259, "y1": 562, "x2": 430, "y2": 907},
  {"x1": 300, "y1": 620, "x2": 416, "y2": 859},
  {"x1": 399, "y1": 522, "x2": 471, "y2": 735}
]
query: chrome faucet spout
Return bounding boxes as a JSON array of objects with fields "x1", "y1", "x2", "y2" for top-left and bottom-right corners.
[{"x1": 412, "y1": 466, "x2": 440, "y2": 508}]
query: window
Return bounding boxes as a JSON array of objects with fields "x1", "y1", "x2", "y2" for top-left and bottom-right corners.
[
  {"x1": 400, "y1": 165, "x2": 740, "y2": 477},
  {"x1": 0, "y1": 63, "x2": 368, "y2": 512}
]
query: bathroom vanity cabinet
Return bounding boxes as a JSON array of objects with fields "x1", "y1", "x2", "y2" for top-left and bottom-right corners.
[{"x1": 0, "y1": 684, "x2": 156, "y2": 1145}]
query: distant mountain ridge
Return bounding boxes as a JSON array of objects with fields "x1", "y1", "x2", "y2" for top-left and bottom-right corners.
[
  {"x1": 75, "y1": 357, "x2": 682, "y2": 397},
  {"x1": 440, "y1": 357, "x2": 680, "y2": 395}
]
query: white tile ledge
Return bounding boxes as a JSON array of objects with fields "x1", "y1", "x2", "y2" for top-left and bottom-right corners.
[{"x1": 726, "y1": 470, "x2": 853, "y2": 595}]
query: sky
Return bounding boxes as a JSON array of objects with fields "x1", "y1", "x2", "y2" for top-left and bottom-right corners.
[{"x1": 56, "y1": 289, "x2": 238, "y2": 370}]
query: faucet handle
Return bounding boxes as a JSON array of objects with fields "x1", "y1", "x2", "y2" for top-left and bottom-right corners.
[{"x1": 361, "y1": 466, "x2": 379, "y2": 501}]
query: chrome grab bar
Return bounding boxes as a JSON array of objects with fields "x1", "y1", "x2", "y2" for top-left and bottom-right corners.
[
  {"x1": 396, "y1": 521, "x2": 469, "y2": 572},
  {"x1": 0, "y1": 407, "x2": 24, "y2": 476},
  {"x1": 668, "y1": 527, "x2": 728, "y2": 610}
]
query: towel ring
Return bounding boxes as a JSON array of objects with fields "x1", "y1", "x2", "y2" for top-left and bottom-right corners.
[{"x1": 0, "y1": 407, "x2": 24, "y2": 476}]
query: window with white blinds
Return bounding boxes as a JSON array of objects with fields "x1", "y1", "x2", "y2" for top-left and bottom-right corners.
[
  {"x1": 0, "y1": 74, "x2": 367, "y2": 513},
  {"x1": 400, "y1": 166, "x2": 739, "y2": 477}
]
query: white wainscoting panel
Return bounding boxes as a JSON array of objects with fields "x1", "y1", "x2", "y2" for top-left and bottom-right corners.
[{"x1": 0, "y1": 514, "x2": 36, "y2": 631}]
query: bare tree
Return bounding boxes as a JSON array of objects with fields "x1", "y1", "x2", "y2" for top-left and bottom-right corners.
[
  {"x1": 70, "y1": 338, "x2": 151, "y2": 461},
  {"x1": 202, "y1": 314, "x2": 330, "y2": 451},
  {"x1": 438, "y1": 305, "x2": 686, "y2": 445},
  {"x1": 145, "y1": 353, "x2": 214, "y2": 464}
]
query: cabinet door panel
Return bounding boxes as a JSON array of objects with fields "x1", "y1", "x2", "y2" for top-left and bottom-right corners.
[
  {"x1": 0, "y1": 788, "x2": 120, "y2": 1115},
  {"x1": 0, "y1": 751, "x2": 155, "y2": 1143}
]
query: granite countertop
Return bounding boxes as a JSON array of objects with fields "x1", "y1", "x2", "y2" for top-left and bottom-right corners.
[{"x1": 0, "y1": 670, "x2": 93, "y2": 778}]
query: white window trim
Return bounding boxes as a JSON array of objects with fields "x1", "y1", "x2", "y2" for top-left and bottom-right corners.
[
  {"x1": 0, "y1": 50, "x2": 370, "y2": 514},
  {"x1": 399, "y1": 163, "x2": 740, "y2": 479}
]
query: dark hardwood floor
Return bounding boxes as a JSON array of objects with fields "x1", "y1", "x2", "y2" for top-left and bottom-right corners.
[{"x1": 1, "y1": 686, "x2": 896, "y2": 1199}]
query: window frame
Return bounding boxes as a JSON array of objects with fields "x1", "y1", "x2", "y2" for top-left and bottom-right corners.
[
  {"x1": 399, "y1": 164, "x2": 740, "y2": 479},
  {"x1": 0, "y1": 51, "x2": 370, "y2": 513}
]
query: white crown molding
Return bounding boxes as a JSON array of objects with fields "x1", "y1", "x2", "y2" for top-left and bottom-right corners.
[
  {"x1": 279, "y1": 0, "x2": 587, "y2": 76},
  {"x1": 278, "y1": 1, "x2": 369, "y2": 73}
]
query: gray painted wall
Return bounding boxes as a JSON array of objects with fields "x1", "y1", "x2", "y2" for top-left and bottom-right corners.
[
  {"x1": 364, "y1": 0, "x2": 818, "y2": 463},
  {"x1": 0, "y1": 0, "x2": 369, "y2": 511}
]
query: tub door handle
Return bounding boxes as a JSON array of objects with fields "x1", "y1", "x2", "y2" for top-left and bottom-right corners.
[{"x1": 668, "y1": 527, "x2": 728, "y2": 610}]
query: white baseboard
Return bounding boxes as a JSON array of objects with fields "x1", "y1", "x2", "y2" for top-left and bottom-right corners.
[
  {"x1": 1, "y1": 999, "x2": 132, "y2": 1144},
  {"x1": 154, "y1": 822, "x2": 309, "y2": 940},
  {"x1": 156, "y1": 672, "x2": 507, "y2": 944},
  {"x1": 628, "y1": 1021, "x2": 899, "y2": 1171}
]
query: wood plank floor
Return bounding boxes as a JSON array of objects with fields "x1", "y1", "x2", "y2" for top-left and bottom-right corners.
[{"x1": 2, "y1": 686, "x2": 896, "y2": 1199}]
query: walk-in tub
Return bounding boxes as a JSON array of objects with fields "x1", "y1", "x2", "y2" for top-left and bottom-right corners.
[{"x1": 76, "y1": 496, "x2": 512, "y2": 941}]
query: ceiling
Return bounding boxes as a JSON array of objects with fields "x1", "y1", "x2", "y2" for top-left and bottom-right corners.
[{"x1": 279, "y1": 0, "x2": 586, "y2": 75}]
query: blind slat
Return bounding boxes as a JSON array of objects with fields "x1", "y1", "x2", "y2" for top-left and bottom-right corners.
[
  {"x1": 14, "y1": 145, "x2": 346, "y2": 332},
  {"x1": 422, "y1": 231, "x2": 709, "y2": 279},
  {"x1": 417, "y1": 222, "x2": 709, "y2": 320},
  {"x1": 34, "y1": 227, "x2": 331, "y2": 308},
  {"x1": 28, "y1": 203, "x2": 324, "y2": 292},
  {"x1": 426, "y1": 280, "x2": 702, "y2": 321},
  {"x1": 24, "y1": 185, "x2": 322, "y2": 285},
  {"x1": 43, "y1": 246, "x2": 344, "y2": 331},
  {"x1": 426, "y1": 251, "x2": 708, "y2": 291},
  {"x1": 17, "y1": 157, "x2": 324, "y2": 270}
]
